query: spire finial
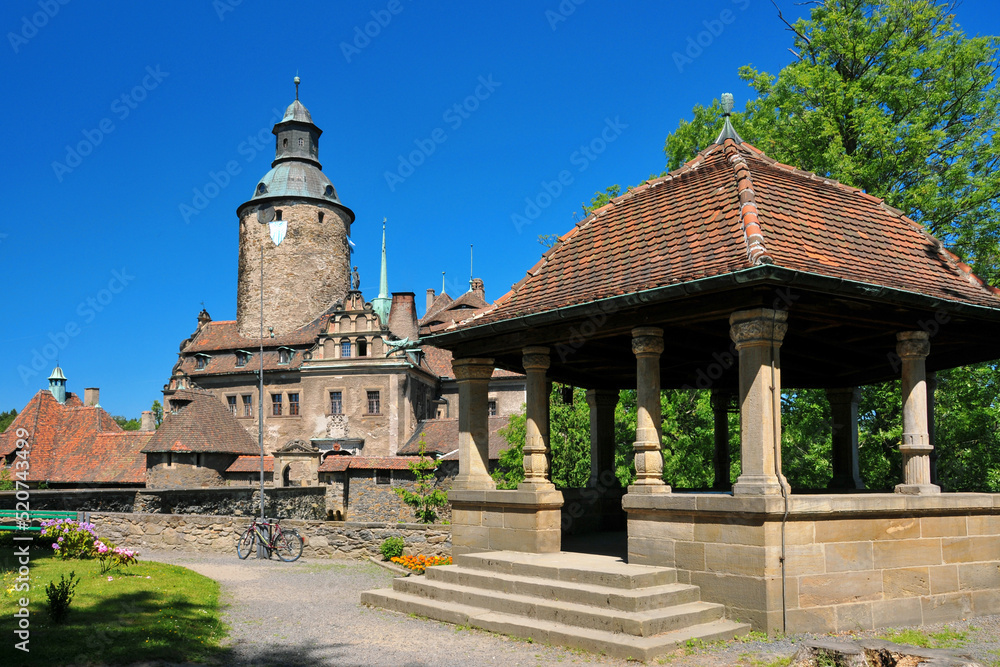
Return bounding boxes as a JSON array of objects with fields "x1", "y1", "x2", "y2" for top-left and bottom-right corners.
[
  {"x1": 294, "y1": 75, "x2": 300, "y2": 100},
  {"x1": 713, "y1": 92, "x2": 743, "y2": 145},
  {"x1": 721, "y1": 92, "x2": 734, "y2": 116},
  {"x1": 372, "y1": 217, "x2": 392, "y2": 326},
  {"x1": 469, "y1": 244, "x2": 474, "y2": 290},
  {"x1": 442, "y1": 271, "x2": 446, "y2": 294}
]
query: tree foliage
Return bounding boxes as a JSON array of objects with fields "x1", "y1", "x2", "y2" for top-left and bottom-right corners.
[
  {"x1": 0, "y1": 409, "x2": 17, "y2": 433},
  {"x1": 394, "y1": 439, "x2": 448, "y2": 523},
  {"x1": 113, "y1": 416, "x2": 142, "y2": 431}
]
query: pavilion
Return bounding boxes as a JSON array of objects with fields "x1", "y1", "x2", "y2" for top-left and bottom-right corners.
[{"x1": 365, "y1": 102, "x2": 1000, "y2": 643}]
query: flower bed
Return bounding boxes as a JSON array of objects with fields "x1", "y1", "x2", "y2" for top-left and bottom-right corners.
[{"x1": 389, "y1": 554, "x2": 452, "y2": 574}]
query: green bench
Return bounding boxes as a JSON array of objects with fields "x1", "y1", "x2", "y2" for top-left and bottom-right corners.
[{"x1": 0, "y1": 510, "x2": 85, "y2": 532}]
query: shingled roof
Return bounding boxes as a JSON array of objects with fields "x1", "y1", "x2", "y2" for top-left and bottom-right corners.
[
  {"x1": 0, "y1": 391, "x2": 149, "y2": 484},
  {"x1": 317, "y1": 455, "x2": 428, "y2": 472},
  {"x1": 142, "y1": 389, "x2": 258, "y2": 455}
]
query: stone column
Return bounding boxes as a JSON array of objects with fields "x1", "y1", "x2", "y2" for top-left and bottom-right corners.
[
  {"x1": 711, "y1": 390, "x2": 732, "y2": 491},
  {"x1": 586, "y1": 389, "x2": 619, "y2": 487},
  {"x1": 825, "y1": 387, "x2": 864, "y2": 490},
  {"x1": 895, "y1": 332, "x2": 940, "y2": 494},
  {"x1": 729, "y1": 308, "x2": 788, "y2": 496},
  {"x1": 520, "y1": 347, "x2": 555, "y2": 490},
  {"x1": 927, "y1": 371, "x2": 939, "y2": 487},
  {"x1": 452, "y1": 357, "x2": 496, "y2": 491},
  {"x1": 630, "y1": 327, "x2": 668, "y2": 492}
]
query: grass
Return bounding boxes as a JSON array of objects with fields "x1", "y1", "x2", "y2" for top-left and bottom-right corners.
[
  {"x1": 878, "y1": 626, "x2": 967, "y2": 648},
  {"x1": 0, "y1": 547, "x2": 227, "y2": 665}
]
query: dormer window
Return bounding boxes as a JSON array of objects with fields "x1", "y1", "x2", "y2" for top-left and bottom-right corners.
[
  {"x1": 278, "y1": 348, "x2": 293, "y2": 365},
  {"x1": 194, "y1": 354, "x2": 210, "y2": 370},
  {"x1": 257, "y1": 183, "x2": 267, "y2": 195},
  {"x1": 235, "y1": 351, "x2": 250, "y2": 367},
  {"x1": 324, "y1": 185, "x2": 335, "y2": 197}
]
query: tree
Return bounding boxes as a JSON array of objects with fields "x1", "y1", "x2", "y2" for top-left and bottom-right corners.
[
  {"x1": 112, "y1": 416, "x2": 141, "y2": 431},
  {"x1": 666, "y1": 0, "x2": 1000, "y2": 282},
  {"x1": 151, "y1": 400, "x2": 163, "y2": 428},
  {"x1": 394, "y1": 439, "x2": 448, "y2": 523},
  {"x1": 0, "y1": 409, "x2": 17, "y2": 433}
]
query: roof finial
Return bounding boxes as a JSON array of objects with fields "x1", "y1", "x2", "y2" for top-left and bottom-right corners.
[
  {"x1": 469, "y1": 244, "x2": 474, "y2": 291},
  {"x1": 713, "y1": 92, "x2": 743, "y2": 145},
  {"x1": 294, "y1": 75, "x2": 300, "y2": 100},
  {"x1": 442, "y1": 271, "x2": 446, "y2": 294}
]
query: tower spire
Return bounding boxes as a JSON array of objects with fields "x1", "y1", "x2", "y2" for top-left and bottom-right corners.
[
  {"x1": 372, "y1": 218, "x2": 392, "y2": 327},
  {"x1": 294, "y1": 75, "x2": 300, "y2": 100}
]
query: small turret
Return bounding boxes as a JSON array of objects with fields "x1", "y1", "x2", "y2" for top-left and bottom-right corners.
[{"x1": 48, "y1": 366, "x2": 67, "y2": 404}]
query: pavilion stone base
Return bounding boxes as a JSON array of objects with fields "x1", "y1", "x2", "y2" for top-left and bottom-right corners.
[
  {"x1": 624, "y1": 492, "x2": 1000, "y2": 634},
  {"x1": 450, "y1": 488, "x2": 564, "y2": 557}
]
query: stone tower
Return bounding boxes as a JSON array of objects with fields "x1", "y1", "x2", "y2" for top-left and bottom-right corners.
[{"x1": 236, "y1": 80, "x2": 356, "y2": 338}]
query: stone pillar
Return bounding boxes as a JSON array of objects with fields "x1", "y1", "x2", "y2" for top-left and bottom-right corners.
[
  {"x1": 452, "y1": 357, "x2": 496, "y2": 491},
  {"x1": 710, "y1": 390, "x2": 732, "y2": 490},
  {"x1": 586, "y1": 389, "x2": 619, "y2": 487},
  {"x1": 729, "y1": 308, "x2": 788, "y2": 496},
  {"x1": 895, "y1": 332, "x2": 940, "y2": 494},
  {"x1": 825, "y1": 387, "x2": 864, "y2": 490},
  {"x1": 520, "y1": 347, "x2": 555, "y2": 490},
  {"x1": 630, "y1": 327, "x2": 668, "y2": 492},
  {"x1": 927, "y1": 372, "x2": 939, "y2": 487}
]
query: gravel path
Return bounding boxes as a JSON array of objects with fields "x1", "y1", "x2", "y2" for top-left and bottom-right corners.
[{"x1": 143, "y1": 550, "x2": 1000, "y2": 666}]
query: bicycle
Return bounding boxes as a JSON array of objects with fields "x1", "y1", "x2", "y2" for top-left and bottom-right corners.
[{"x1": 236, "y1": 516, "x2": 303, "y2": 562}]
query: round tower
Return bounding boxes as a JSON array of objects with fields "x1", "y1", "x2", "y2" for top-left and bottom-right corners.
[{"x1": 236, "y1": 79, "x2": 356, "y2": 338}]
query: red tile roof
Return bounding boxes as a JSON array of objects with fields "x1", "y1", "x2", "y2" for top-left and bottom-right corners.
[
  {"x1": 142, "y1": 389, "x2": 259, "y2": 455},
  {"x1": 0, "y1": 390, "x2": 149, "y2": 484},
  {"x1": 182, "y1": 316, "x2": 329, "y2": 354},
  {"x1": 317, "y1": 455, "x2": 428, "y2": 472},
  {"x1": 226, "y1": 455, "x2": 274, "y2": 473},
  {"x1": 444, "y1": 139, "x2": 1000, "y2": 330},
  {"x1": 420, "y1": 290, "x2": 489, "y2": 327},
  {"x1": 400, "y1": 417, "x2": 513, "y2": 460}
]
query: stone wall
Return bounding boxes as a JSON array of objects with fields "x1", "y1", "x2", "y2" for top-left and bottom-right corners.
[
  {"x1": 94, "y1": 512, "x2": 451, "y2": 559},
  {"x1": 625, "y1": 492, "x2": 1000, "y2": 634},
  {"x1": 348, "y1": 469, "x2": 452, "y2": 524},
  {"x1": 0, "y1": 486, "x2": 328, "y2": 520},
  {"x1": 146, "y1": 452, "x2": 232, "y2": 488}
]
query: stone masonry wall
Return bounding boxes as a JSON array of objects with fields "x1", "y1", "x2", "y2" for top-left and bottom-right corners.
[
  {"x1": 94, "y1": 512, "x2": 451, "y2": 559},
  {"x1": 348, "y1": 470, "x2": 452, "y2": 524}
]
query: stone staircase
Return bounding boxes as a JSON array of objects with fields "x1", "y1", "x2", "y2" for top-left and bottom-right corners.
[{"x1": 361, "y1": 550, "x2": 750, "y2": 662}]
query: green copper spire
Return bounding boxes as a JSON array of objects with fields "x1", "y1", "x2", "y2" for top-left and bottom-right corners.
[
  {"x1": 372, "y1": 218, "x2": 391, "y2": 327},
  {"x1": 48, "y1": 365, "x2": 67, "y2": 404}
]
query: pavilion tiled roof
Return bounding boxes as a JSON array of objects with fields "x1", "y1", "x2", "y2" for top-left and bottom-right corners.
[
  {"x1": 0, "y1": 390, "x2": 149, "y2": 484},
  {"x1": 226, "y1": 455, "x2": 274, "y2": 473},
  {"x1": 401, "y1": 416, "x2": 512, "y2": 460},
  {"x1": 446, "y1": 139, "x2": 1000, "y2": 330},
  {"x1": 317, "y1": 455, "x2": 427, "y2": 472},
  {"x1": 141, "y1": 389, "x2": 258, "y2": 455}
]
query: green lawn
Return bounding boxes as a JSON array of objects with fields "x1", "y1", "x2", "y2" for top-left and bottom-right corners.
[{"x1": 0, "y1": 544, "x2": 227, "y2": 665}]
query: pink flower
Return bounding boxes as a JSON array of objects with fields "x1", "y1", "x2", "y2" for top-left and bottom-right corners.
[
  {"x1": 107, "y1": 576, "x2": 113, "y2": 581},
  {"x1": 51, "y1": 543, "x2": 59, "y2": 549}
]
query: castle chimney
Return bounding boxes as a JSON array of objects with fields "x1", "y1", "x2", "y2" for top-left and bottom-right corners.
[
  {"x1": 471, "y1": 278, "x2": 485, "y2": 301},
  {"x1": 140, "y1": 410, "x2": 156, "y2": 431},
  {"x1": 426, "y1": 288, "x2": 436, "y2": 311},
  {"x1": 388, "y1": 292, "x2": 418, "y2": 341},
  {"x1": 84, "y1": 387, "x2": 100, "y2": 407}
]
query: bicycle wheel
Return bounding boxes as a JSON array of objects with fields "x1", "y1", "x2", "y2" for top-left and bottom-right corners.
[
  {"x1": 236, "y1": 527, "x2": 255, "y2": 559},
  {"x1": 274, "y1": 528, "x2": 303, "y2": 562}
]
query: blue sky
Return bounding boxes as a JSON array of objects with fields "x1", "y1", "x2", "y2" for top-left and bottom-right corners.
[{"x1": 2, "y1": 0, "x2": 998, "y2": 419}]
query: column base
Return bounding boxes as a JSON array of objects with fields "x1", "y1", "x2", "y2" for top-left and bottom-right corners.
[
  {"x1": 627, "y1": 483, "x2": 671, "y2": 494},
  {"x1": 517, "y1": 480, "x2": 556, "y2": 491},
  {"x1": 827, "y1": 474, "x2": 865, "y2": 491},
  {"x1": 732, "y1": 475, "x2": 784, "y2": 496},
  {"x1": 452, "y1": 474, "x2": 497, "y2": 491},
  {"x1": 894, "y1": 483, "x2": 941, "y2": 495}
]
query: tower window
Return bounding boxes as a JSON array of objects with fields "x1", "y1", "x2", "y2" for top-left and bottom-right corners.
[
  {"x1": 283, "y1": 138, "x2": 288, "y2": 147},
  {"x1": 324, "y1": 185, "x2": 335, "y2": 197},
  {"x1": 256, "y1": 183, "x2": 267, "y2": 195},
  {"x1": 357, "y1": 339, "x2": 367, "y2": 357},
  {"x1": 275, "y1": 209, "x2": 283, "y2": 220},
  {"x1": 318, "y1": 212, "x2": 324, "y2": 223},
  {"x1": 298, "y1": 137, "x2": 304, "y2": 147},
  {"x1": 330, "y1": 391, "x2": 343, "y2": 415}
]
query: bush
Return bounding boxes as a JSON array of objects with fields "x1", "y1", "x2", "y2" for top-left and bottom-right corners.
[
  {"x1": 40, "y1": 519, "x2": 99, "y2": 559},
  {"x1": 379, "y1": 536, "x2": 404, "y2": 561},
  {"x1": 45, "y1": 571, "x2": 79, "y2": 624},
  {"x1": 95, "y1": 540, "x2": 139, "y2": 574}
]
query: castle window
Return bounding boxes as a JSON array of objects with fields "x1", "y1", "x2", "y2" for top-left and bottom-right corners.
[
  {"x1": 376, "y1": 469, "x2": 391, "y2": 485},
  {"x1": 278, "y1": 348, "x2": 292, "y2": 364},
  {"x1": 272, "y1": 393, "x2": 282, "y2": 416},
  {"x1": 275, "y1": 209, "x2": 283, "y2": 221},
  {"x1": 341, "y1": 340, "x2": 351, "y2": 358},
  {"x1": 488, "y1": 400, "x2": 497, "y2": 417},
  {"x1": 256, "y1": 183, "x2": 267, "y2": 195},
  {"x1": 298, "y1": 137, "x2": 304, "y2": 147},
  {"x1": 242, "y1": 395, "x2": 253, "y2": 417},
  {"x1": 282, "y1": 138, "x2": 287, "y2": 148},
  {"x1": 357, "y1": 339, "x2": 368, "y2": 357},
  {"x1": 227, "y1": 396, "x2": 237, "y2": 415},
  {"x1": 324, "y1": 184, "x2": 335, "y2": 197},
  {"x1": 235, "y1": 351, "x2": 249, "y2": 367},
  {"x1": 329, "y1": 391, "x2": 343, "y2": 415},
  {"x1": 288, "y1": 392, "x2": 299, "y2": 416},
  {"x1": 367, "y1": 390, "x2": 380, "y2": 415},
  {"x1": 318, "y1": 212, "x2": 324, "y2": 223},
  {"x1": 195, "y1": 354, "x2": 209, "y2": 370}
]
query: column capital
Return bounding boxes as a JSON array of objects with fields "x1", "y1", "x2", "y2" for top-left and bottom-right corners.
[
  {"x1": 896, "y1": 331, "x2": 930, "y2": 359},
  {"x1": 825, "y1": 387, "x2": 862, "y2": 406},
  {"x1": 452, "y1": 357, "x2": 495, "y2": 381},
  {"x1": 522, "y1": 346, "x2": 551, "y2": 372},
  {"x1": 631, "y1": 327, "x2": 664, "y2": 356},
  {"x1": 729, "y1": 308, "x2": 788, "y2": 348},
  {"x1": 585, "y1": 388, "x2": 619, "y2": 409}
]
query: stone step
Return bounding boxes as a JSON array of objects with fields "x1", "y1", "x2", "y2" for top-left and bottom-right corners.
[
  {"x1": 393, "y1": 576, "x2": 725, "y2": 637},
  {"x1": 426, "y1": 565, "x2": 700, "y2": 612},
  {"x1": 361, "y1": 588, "x2": 751, "y2": 662},
  {"x1": 456, "y1": 550, "x2": 676, "y2": 589}
]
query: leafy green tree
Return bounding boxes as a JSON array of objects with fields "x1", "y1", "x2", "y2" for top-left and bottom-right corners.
[
  {"x1": 493, "y1": 411, "x2": 526, "y2": 489},
  {"x1": 112, "y1": 416, "x2": 141, "y2": 431},
  {"x1": 0, "y1": 409, "x2": 17, "y2": 433},
  {"x1": 780, "y1": 389, "x2": 834, "y2": 489},
  {"x1": 394, "y1": 439, "x2": 448, "y2": 523},
  {"x1": 151, "y1": 400, "x2": 163, "y2": 428},
  {"x1": 934, "y1": 363, "x2": 1000, "y2": 492},
  {"x1": 666, "y1": 0, "x2": 1000, "y2": 281}
]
